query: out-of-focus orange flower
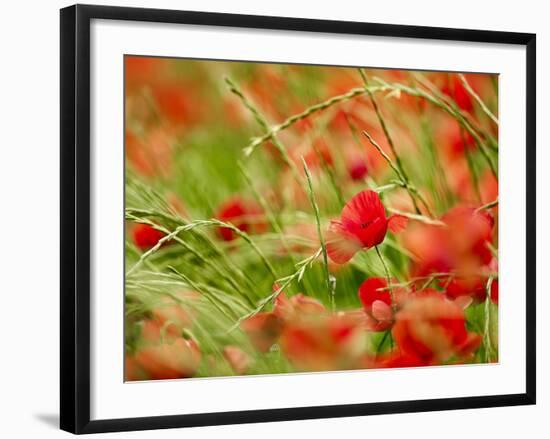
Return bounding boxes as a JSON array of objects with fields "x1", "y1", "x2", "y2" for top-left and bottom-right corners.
[
  {"x1": 279, "y1": 314, "x2": 366, "y2": 371},
  {"x1": 240, "y1": 288, "x2": 328, "y2": 355},
  {"x1": 223, "y1": 346, "x2": 252, "y2": 375},
  {"x1": 150, "y1": 81, "x2": 196, "y2": 127},
  {"x1": 240, "y1": 312, "x2": 283, "y2": 353},
  {"x1": 125, "y1": 56, "x2": 166, "y2": 92},
  {"x1": 125, "y1": 128, "x2": 175, "y2": 178},
  {"x1": 404, "y1": 206, "x2": 494, "y2": 278},
  {"x1": 134, "y1": 338, "x2": 201, "y2": 380},
  {"x1": 300, "y1": 138, "x2": 334, "y2": 170},
  {"x1": 273, "y1": 291, "x2": 326, "y2": 321},
  {"x1": 392, "y1": 294, "x2": 481, "y2": 364},
  {"x1": 216, "y1": 197, "x2": 268, "y2": 241},
  {"x1": 125, "y1": 354, "x2": 147, "y2": 381},
  {"x1": 153, "y1": 303, "x2": 193, "y2": 334}
]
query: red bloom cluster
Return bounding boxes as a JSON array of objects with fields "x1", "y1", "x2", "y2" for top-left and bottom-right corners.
[{"x1": 404, "y1": 206, "x2": 496, "y2": 304}]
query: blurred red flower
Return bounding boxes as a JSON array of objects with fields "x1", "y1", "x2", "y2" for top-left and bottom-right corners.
[
  {"x1": 132, "y1": 223, "x2": 166, "y2": 251},
  {"x1": 241, "y1": 290, "x2": 326, "y2": 353},
  {"x1": 134, "y1": 338, "x2": 201, "y2": 380},
  {"x1": 273, "y1": 291, "x2": 326, "y2": 320},
  {"x1": 240, "y1": 312, "x2": 283, "y2": 353},
  {"x1": 216, "y1": 197, "x2": 268, "y2": 241},
  {"x1": 442, "y1": 74, "x2": 474, "y2": 112},
  {"x1": 326, "y1": 190, "x2": 407, "y2": 263},
  {"x1": 150, "y1": 81, "x2": 197, "y2": 127},
  {"x1": 347, "y1": 157, "x2": 369, "y2": 181},
  {"x1": 358, "y1": 277, "x2": 408, "y2": 331},
  {"x1": 445, "y1": 276, "x2": 487, "y2": 303},
  {"x1": 404, "y1": 206, "x2": 494, "y2": 278},
  {"x1": 279, "y1": 314, "x2": 366, "y2": 371},
  {"x1": 392, "y1": 294, "x2": 481, "y2": 364}
]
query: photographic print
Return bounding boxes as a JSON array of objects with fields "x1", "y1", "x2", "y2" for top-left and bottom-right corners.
[{"x1": 124, "y1": 56, "x2": 499, "y2": 381}]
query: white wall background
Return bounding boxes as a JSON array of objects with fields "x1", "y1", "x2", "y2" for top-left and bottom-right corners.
[{"x1": 0, "y1": 0, "x2": 546, "y2": 437}]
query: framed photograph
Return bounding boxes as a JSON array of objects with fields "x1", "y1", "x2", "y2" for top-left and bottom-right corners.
[{"x1": 60, "y1": 4, "x2": 536, "y2": 434}]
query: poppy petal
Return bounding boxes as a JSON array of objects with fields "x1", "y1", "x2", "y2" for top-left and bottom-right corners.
[
  {"x1": 326, "y1": 221, "x2": 362, "y2": 264},
  {"x1": 371, "y1": 300, "x2": 393, "y2": 322},
  {"x1": 341, "y1": 190, "x2": 386, "y2": 228},
  {"x1": 387, "y1": 214, "x2": 409, "y2": 233}
]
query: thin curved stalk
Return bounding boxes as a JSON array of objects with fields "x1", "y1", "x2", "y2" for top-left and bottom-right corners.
[{"x1": 242, "y1": 86, "x2": 384, "y2": 156}]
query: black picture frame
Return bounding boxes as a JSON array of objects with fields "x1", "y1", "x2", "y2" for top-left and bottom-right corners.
[{"x1": 60, "y1": 4, "x2": 536, "y2": 434}]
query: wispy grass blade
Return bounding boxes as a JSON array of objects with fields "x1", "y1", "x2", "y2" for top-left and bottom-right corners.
[
  {"x1": 363, "y1": 130, "x2": 434, "y2": 217},
  {"x1": 458, "y1": 73, "x2": 499, "y2": 125},
  {"x1": 242, "y1": 85, "x2": 383, "y2": 156},
  {"x1": 301, "y1": 157, "x2": 331, "y2": 298},
  {"x1": 225, "y1": 77, "x2": 303, "y2": 185}
]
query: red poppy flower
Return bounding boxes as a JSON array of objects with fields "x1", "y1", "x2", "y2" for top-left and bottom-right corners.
[
  {"x1": 216, "y1": 197, "x2": 267, "y2": 241},
  {"x1": 279, "y1": 314, "x2": 366, "y2": 371},
  {"x1": 326, "y1": 190, "x2": 408, "y2": 264},
  {"x1": 445, "y1": 276, "x2": 487, "y2": 303},
  {"x1": 358, "y1": 277, "x2": 414, "y2": 331},
  {"x1": 132, "y1": 223, "x2": 166, "y2": 251},
  {"x1": 392, "y1": 294, "x2": 481, "y2": 364},
  {"x1": 134, "y1": 338, "x2": 201, "y2": 380},
  {"x1": 359, "y1": 277, "x2": 392, "y2": 331},
  {"x1": 347, "y1": 157, "x2": 369, "y2": 181}
]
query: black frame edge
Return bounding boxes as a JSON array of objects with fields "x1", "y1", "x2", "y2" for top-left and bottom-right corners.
[
  {"x1": 60, "y1": 4, "x2": 537, "y2": 434},
  {"x1": 78, "y1": 394, "x2": 532, "y2": 434},
  {"x1": 525, "y1": 34, "x2": 536, "y2": 404},
  {"x1": 75, "y1": 3, "x2": 534, "y2": 45},
  {"x1": 60, "y1": 4, "x2": 77, "y2": 434}
]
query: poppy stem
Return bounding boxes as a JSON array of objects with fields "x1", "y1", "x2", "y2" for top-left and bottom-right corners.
[{"x1": 375, "y1": 245, "x2": 396, "y2": 312}]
